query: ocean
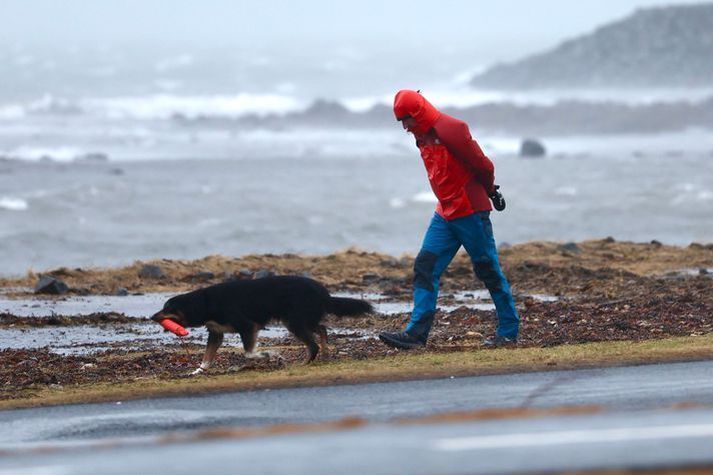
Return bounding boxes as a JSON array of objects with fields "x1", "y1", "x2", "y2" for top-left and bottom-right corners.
[{"x1": 1, "y1": 44, "x2": 712, "y2": 276}]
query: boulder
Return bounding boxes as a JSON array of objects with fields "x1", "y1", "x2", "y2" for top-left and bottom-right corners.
[
  {"x1": 138, "y1": 264, "x2": 165, "y2": 279},
  {"x1": 558, "y1": 242, "x2": 582, "y2": 254},
  {"x1": 183, "y1": 271, "x2": 215, "y2": 283},
  {"x1": 520, "y1": 139, "x2": 546, "y2": 157},
  {"x1": 35, "y1": 275, "x2": 69, "y2": 295},
  {"x1": 253, "y1": 269, "x2": 275, "y2": 279},
  {"x1": 361, "y1": 273, "x2": 380, "y2": 284},
  {"x1": 238, "y1": 268, "x2": 254, "y2": 278}
]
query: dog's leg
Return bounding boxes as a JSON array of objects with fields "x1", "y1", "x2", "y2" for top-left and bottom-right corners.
[
  {"x1": 240, "y1": 323, "x2": 268, "y2": 359},
  {"x1": 317, "y1": 324, "x2": 329, "y2": 359},
  {"x1": 291, "y1": 327, "x2": 320, "y2": 363},
  {"x1": 191, "y1": 331, "x2": 223, "y2": 375}
]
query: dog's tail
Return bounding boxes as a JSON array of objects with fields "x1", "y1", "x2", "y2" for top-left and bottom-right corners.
[{"x1": 327, "y1": 297, "x2": 373, "y2": 316}]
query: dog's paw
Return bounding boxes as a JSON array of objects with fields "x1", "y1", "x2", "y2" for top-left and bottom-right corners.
[{"x1": 189, "y1": 367, "x2": 206, "y2": 376}]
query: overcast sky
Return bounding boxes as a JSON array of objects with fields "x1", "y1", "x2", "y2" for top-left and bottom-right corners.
[{"x1": 1, "y1": 0, "x2": 708, "y2": 61}]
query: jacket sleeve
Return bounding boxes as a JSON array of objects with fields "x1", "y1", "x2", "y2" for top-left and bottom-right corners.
[{"x1": 438, "y1": 120, "x2": 495, "y2": 194}]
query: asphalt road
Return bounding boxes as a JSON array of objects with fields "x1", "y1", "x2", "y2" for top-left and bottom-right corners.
[
  {"x1": 1, "y1": 360, "x2": 713, "y2": 473},
  {"x1": 2, "y1": 406, "x2": 713, "y2": 474}
]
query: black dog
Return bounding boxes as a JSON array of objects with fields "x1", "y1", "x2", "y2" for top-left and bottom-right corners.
[{"x1": 151, "y1": 276, "x2": 372, "y2": 374}]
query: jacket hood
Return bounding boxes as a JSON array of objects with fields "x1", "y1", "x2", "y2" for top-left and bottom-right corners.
[{"x1": 393, "y1": 89, "x2": 441, "y2": 135}]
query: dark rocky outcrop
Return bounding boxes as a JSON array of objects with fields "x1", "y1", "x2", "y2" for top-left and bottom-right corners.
[
  {"x1": 34, "y1": 276, "x2": 69, "y2": 295},
  {"x1": 173, "y1": 96, "x2": 713, "y2": 137},
  {"x1": 520, "y1": 139, "x2": 546, "y2": 157}
]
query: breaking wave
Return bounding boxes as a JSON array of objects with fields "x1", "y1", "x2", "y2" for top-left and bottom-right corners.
[{"x1": 0, "y1": 197, "x2": 28, "y2": 211}]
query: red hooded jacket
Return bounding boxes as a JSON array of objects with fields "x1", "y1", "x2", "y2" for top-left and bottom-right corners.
[{"x1": 394, "y1": 90, "x2": 495, "y2": 220}]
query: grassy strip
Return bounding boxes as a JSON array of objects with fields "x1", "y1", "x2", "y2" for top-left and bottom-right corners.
[{"x1": 3, "y1": 334, "x2": 713, "y2": 410}]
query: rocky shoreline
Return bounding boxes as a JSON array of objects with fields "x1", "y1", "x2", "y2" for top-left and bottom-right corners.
[{"x1": 1, "y1": 239, "x2": 712, "y2": 401}]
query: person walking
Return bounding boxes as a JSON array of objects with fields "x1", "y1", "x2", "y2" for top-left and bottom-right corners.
[{"x1": 378, "y1": 89, "x2": 519, "y2": 349}]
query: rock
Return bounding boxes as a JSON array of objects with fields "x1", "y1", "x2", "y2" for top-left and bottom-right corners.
[
  {"x1": 223, "y1": 272, "x2": 238, "y2": 282},
  {"x1": 380, "y1": 257, "x2": 400, "y2": 268},
  {"x1": 700, "y1": 268, "x2": 710, "y2": 275},
  {"x1": 362, "y1": 273, "x2": 380, "y2": 284},
  {"x1": 519, "y1": 139, "x2": 546, "y2": 157},
  {"x1": 558, "y1": 242, "x2": 582, "y2": 254},
  {"x1": 34, "y1": 275, "x2": 69, "y2": 295},
  {"x1": 253, "y1": 269, "x2": 275, "y2": 279},
  {"x1": 138, "y1": 264, "x2": 164, "y2": 279},
  {"x1": 238, "y1": 268, "x2": 253, "y2": 278},
  {"x1": 191, "y1": 271, "x2": 215, "y2": 281},
  {"x1": 115, "y1": 287, "x2": 129, "y2": 296}
]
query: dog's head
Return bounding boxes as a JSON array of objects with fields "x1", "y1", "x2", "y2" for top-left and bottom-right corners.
[{"x1": 150, "y1": 297, "x2": 188, "y2": 326}]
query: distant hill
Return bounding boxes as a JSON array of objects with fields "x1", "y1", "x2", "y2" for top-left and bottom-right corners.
[{"x1": 470, "y1": 3, "x2": 713, "y2": 89}]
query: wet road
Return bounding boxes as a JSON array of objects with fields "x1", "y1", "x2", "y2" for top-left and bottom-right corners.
[
  {"x1": 2, "y1": 406, "x2": 713, "y2": 474},
  {"x1": 1, "y1": 360, "x2": 712, "y2": 473}
]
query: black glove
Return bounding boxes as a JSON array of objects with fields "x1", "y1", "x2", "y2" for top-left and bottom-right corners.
[{"x1": 489, "y1": 185, "x2": 506, "y2": 211}]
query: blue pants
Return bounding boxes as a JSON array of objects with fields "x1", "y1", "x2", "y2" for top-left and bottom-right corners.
[{"x1": 406, "y1": 212, "x2": 519, "y2": 341}]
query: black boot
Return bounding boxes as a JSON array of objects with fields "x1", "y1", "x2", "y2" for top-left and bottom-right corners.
[
  {"x1": 482, "y1": 335, "x2": 517, "y2": 348},
  {"x1": 378, "y1": 331, "x2": 426, "y2": 349}
]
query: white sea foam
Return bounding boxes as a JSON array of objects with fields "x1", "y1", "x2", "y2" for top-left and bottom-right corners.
[
  {"x1": 4, "y1": 94, "x2": 82, "y2": 116},
  {"x1": 0, "y1": 197, "x2": 28, "y2": 211},
  {"x1": 342, "y1": 86, "x2": 713, "y2": 112},
  {"x1": 4, "y1": 145, "x2": 84, "y2": 162},
  {"x1": 85, "y1": 93, "x2": 304, "y2": 120},
  {"x1": 389, "y1": 197, "x2": 406, "y2": 208},
  {"x1": 697, "y1": 190, "x2": 713, "y2": 201},
  {"x1": 412, "y1": 191, "x2": 437, "y2": 203},
  {"x1": 0, "y1": 104, "x2": 25, "y2": 120}
]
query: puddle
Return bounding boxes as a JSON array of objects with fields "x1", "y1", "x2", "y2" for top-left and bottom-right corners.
[
  {"x1": 668, "y1": 268, "x2": 713, "y2": 277},
  {"x1": 335, "y1": 290, "x2": 498, "y2": 315},
  {"x1": 333, "y1": 291, "x2": 559, "y2": 316},
  {"x1": 0, "y1": 293, "x2": 175, "y2": 318},
  {"x1": 527, "y1": 294, "x2": 560, "y2": 302},
  {"x1": 0, "y1": 323, "x2": 300, "y2": 355}
]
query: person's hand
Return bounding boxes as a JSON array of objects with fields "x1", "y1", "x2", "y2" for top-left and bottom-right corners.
[{"x1": 489, "y1": 185, "x2": 506, "y2": 211}]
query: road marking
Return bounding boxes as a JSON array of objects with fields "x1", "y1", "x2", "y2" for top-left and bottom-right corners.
[{"x1": 433, "y1": 424, "x2": 713, "y2": 451}]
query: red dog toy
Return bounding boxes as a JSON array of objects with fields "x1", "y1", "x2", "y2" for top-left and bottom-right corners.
[{"x1": 159, "y1": 319, "x2": 189, "y2": 337}]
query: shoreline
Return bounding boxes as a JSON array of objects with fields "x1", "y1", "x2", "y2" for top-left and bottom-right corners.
[
  {"x1": 1, "y1": 238, "x2": 711, "y2": 408},
  {"x1": 2, "y1": 238, "x2": 712, "y2": 296}
]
